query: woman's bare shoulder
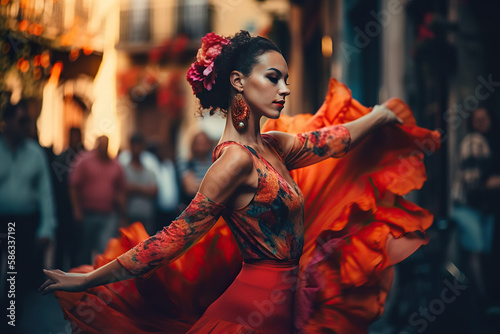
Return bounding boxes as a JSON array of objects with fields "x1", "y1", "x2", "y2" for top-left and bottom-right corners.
[
  {"x1": 217, "y1": 144, "x2": 254, "y2": 169},
  {"x1": 200, "y1": 143, "x2": 255, "y2": 203},
  {"x1": 262, "y1": 131, "x2": 295, "y2": 156}
]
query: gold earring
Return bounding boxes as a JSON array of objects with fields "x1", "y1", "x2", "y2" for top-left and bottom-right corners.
[{"x1": 231, "y1": 92, "x2": 249, "y2": 130}]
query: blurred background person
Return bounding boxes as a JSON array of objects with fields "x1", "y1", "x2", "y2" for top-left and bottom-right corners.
[
  {"x1": 451, "y1": 106, "x2": 500, "y2": 313},
  {"x1": 69, "y1": 135, "x2": 126, "y2": 265},
  {"x1": 0, "y1": 99, "x2": 57, "y2": 314},
  {"x1": 53, "y1": 127, "x2": 85, "y2": 269},
  {"x1": 122, "y1": 133, "x2": 158, "y2": 235},
  {"x1": 178, "y1": 130, "x2": 214, "y2": 201},
  {"x1": 118, "y1": 137, "x2": 181, "y2": 232},
  {"x1": 155, "y1": 143, "x2": 182, "y2": 231}
]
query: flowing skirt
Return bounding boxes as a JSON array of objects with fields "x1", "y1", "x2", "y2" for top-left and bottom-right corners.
[
  {"x1": 54, "y1": 79, "x2": 440, "y2": 333},
  {"x1": 188, "y1": 260, "x2": 299, "y2": 334}
]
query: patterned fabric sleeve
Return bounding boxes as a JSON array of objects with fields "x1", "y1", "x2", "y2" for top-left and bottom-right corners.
[
  {"x1": 285, "y1": 124, "x2": 351, "y2": 170},
  {"x1": 117, "y1": 192, "x2": 225, "y2": 278}
]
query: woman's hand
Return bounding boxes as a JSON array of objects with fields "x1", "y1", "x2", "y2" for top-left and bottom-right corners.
[
  {"x1": 39, "y1": 269, "x2": 89, "y2": 295},
  {"x1": 342, "y1": 103, "x2": 403, "y2": 150},
  {"x1": 372, "y1": 104, "x2": 404, "y2": 126}
]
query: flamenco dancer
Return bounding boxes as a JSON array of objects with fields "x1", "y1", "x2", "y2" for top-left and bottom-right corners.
[{"x1": 40, "y1": 31, "x2": 440, "y2": 333}]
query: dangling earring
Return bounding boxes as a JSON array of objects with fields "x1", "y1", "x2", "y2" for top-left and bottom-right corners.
[{"x1": 231, "y1": 92, "x2": 249, "y2": 130}]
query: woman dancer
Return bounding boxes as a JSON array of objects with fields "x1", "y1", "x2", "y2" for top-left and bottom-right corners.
[{"x1": 40, "y1": 31, "x2": 438, "y2": 333}]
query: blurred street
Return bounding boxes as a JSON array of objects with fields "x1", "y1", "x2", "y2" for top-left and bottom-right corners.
[{"x1": 2, "y1": 0, "x2": 500, "y2": 333}]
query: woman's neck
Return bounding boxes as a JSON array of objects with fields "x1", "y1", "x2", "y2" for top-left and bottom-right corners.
[{"x1": 220, "y1": 106, "x2": 264, "y2": 148}]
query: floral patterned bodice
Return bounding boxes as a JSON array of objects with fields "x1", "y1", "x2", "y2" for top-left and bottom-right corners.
[{"x1": 213, "y1": 134, "x2": 305, "y2": 261}]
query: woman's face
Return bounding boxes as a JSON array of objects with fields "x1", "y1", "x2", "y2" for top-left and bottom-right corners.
[
  {"x1": 472, "y1": 108, "x2": 491, "y2": 134},
  {"x1": 242, "y1": 51, "x2": 291, "y2": 119}
]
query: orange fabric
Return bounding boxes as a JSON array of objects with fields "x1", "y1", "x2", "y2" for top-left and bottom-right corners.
[
  {"x1": 261, "y1": 79, "x2": 440, "y2": 333},
  {"x1": 55, "y1": 220, "x2": 242, "y2": 333},
  {"x1": 54, "y1": 79, "x2": 440, "y2": 333}
]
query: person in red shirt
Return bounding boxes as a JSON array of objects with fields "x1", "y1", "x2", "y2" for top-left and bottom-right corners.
[{"x1": 69, "y1": 135, "x2": 126, "y2": 265}]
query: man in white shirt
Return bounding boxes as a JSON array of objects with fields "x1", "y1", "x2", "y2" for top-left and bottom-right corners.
[{"x1": 0, "y1": 99, "x2": 57, "y2": 315}]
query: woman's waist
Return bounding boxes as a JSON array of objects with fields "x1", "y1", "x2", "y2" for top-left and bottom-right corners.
[
  {"x1": 235, "y1": 258, "x2": 300, "y2": 291},
  {"x1": 231, "y1": 232, "x2": 304, "y2": 261}
]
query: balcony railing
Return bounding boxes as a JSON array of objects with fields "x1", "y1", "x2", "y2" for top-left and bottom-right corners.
[{"x1": 118, "y1": 0, "x2": 210, "y2": 50}]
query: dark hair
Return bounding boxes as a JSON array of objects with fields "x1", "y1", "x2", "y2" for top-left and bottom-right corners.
[
  {"x1": 467, "y1": 105, "x2": 498, "y2": 133},
  {"x1": 2, "y1": 99, "x2": 28, "y2": 121},
  {"x1": 195, "y1": 30, "x2": 282, "y2": 115}
]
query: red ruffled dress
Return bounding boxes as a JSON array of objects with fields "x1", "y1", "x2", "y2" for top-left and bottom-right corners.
[{"x1": 54, "y1": 79, "x2": 440, "y2": 333}]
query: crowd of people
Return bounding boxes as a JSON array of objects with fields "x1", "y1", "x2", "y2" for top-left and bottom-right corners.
[
  {"x1": 0, "y1": 98, "x2": 217, "y2": 319},
  {"x1": 59, "y1": 128, "x2": 217, "y2": 270}
]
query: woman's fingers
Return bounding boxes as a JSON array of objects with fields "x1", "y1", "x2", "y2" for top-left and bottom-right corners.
[
  {"x1": 39, "y1": 276, "x2": 57, "y2": 295},
  {"x1": 39, "y1": 269, "x2": 62, "y2": 294},
  {"x1": 374, "y1": 104, "x2": 403, "y2": 125},
  {"x1": 38, "y1": 278, "x2": 54, "y2": 292},
  {"x1": 381, "y1": 105, "x2": 404, "y2": 125},
  {"x1": 41, "y1": 282, "x2": 60, "y2": 295},
  {"x1": 39, "y1": 268, "x2": 88, "y2": 294}
]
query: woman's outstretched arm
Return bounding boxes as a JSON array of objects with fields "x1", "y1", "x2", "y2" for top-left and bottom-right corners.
[
  {"x1": 265, "y1": 103, "x2": 402, "y2": 170},
  {"x1": 39, "y1": 144, "x2": 254, "y2": 294},
  {"x1": 39, "y1": 259, "x2": 134, "y2": 294}
]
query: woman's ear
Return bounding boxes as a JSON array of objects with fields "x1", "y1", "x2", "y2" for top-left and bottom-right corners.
[{"x1": 230, "y1": 70, "x2": 245, "y2": 92}]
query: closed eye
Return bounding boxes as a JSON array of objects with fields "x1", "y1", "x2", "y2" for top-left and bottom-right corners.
[
  {"x1": 268, "y1": 76, "x2": 290, "y2": 86},
  {"x1": 268, "y1": 77, "x2": 279, "y2": 84}
]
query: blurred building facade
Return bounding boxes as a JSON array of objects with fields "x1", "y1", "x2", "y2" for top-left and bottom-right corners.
[
  {"x1": 0, "y1": 0, "x2": 119, "y2": 153},
  {"x1": 2, "y1": 0, "x2": 500, "y2": 218}
]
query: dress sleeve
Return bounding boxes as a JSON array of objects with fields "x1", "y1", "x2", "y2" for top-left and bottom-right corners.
[
  {"x1": 285, "y1": 124, "x2": 351, "y2": 170},
  {"x1": 117, "y1": 191, "x2": 225, "y2": 278}
]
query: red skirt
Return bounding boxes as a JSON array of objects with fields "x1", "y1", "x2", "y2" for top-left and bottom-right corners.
[{"x1": 188, "y1": 260, "x2": 299, "y2": 334}]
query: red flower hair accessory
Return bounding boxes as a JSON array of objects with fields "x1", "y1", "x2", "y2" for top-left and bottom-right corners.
[{"x1": 186, "y1": 32, "x2": 230, "y2": 94}]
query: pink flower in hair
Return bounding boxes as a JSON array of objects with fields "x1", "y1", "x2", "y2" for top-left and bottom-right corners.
[{"x1": 187, "y1": 32, "x2": 230, "y2": 94}]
